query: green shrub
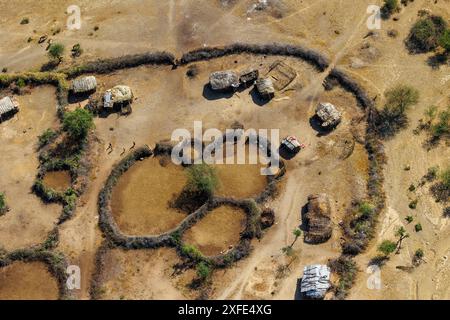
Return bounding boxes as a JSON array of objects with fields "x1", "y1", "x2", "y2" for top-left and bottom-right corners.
[
  {"x1": 196, "y1": 261, "x2": 212, "y2": 280},
  {"x1": 405, "y1": 215, "x2": 414, "y2": 223},
  {"x1": 414, "y1": 223, "x2": 422, "y2": 232},
  {"x1": 375, "y1": 85, "x2": 419, "y2": 138},
  {"x1": 358, "y1": 201, "x2": 375, "y2": 219},
  {"x1": 438, "y1": 29, "x2": 450, "y2": 52},
  {"x1": 409, "y1": 199, "x2": 418, "y2": 209},
  {"x1": 20, "y1": 17, "x2": 29, "y2": 25},
  {"x1": 38, "y1": 129, "x2": 58, "y2": 148},
  {"x1": 440, "y1": 167, "x2": 450, "y2": 190},
  {"x1": 48, "y1": 43, "x2": 65, "y2": 62},
  {"x1": 185, "y1": 164, "x2": 218, "y2": 197},
  {"x1": 381, "y1": 0, "x2": 399, "y2": 18},
  {"x1": 430, "y1": 108, "x2": 449, "y2": 139},
  {"x1": 181, "y1": 244, "x2": 205, "y2": 261},
  {"x1": 378, "y1": 240, "x2": 397, "y2": 256},
  {"x1": 62, "y1": 109, "x2": 94, "y2": 140},
  {"x1": 406, "y1": 15, "x2": 448, "y2": 53}
]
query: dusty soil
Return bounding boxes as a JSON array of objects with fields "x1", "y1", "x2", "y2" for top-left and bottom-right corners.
[
  {"x1": 182, "y1": 205, "x2": 247, "y2": 256},
  {"x1": 213, "y1": 144, "x2": 269, "y2": 199},
  {"x1": 43, "y1": 170, "x2": 72, "y2": 192},
  {"x1": 0, "y1": 85, "x2": 61, "y2": 251},
  {"x1": 96, "y1": 247, "x2": 195, "y2": 300},
  {"x1": 111, "y1": 156, "x2": 188, "y2": 236},
  {"x1": 0, "y1": 261, "x2": 59, "y2": 300}
]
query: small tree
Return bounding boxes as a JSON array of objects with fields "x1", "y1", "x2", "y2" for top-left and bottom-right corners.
[
  {"x1": 375, "y1": 85, "x2": 419, "y2": 138},
  {"x1": 378, "y1": 240, "x2": 397, "y2": 256},
  {"x1": 381, "y1": 0, "x2": 399, "y2": 18},
  {"x1": 48, "y1": 43, "x2": 65, "y2": 62},
  {"x1": 413, "y1": 248, "x2": 424, "y2": 266},
  {"x1": 395, "y1": 226, "x2": 409, "y2": 253},
  {"x1": 384, "y1": 85, "x2": 419, "y2": 115},
  {"x1": 185, "y1": 164, "x2": 218, "y2": 197},
  {"x1": 62, "y1": 109, "x2": 94, "y2": 141}
]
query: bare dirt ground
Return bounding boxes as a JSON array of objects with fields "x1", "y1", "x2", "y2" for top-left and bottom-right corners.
[
  {"x1": 43, "y1": 170, "x2": 72, "y2": 192},
  {"x1": 182, "y1": 205, "x2": 247, "y2": 256},
  {"x1": 0, "y1": 261, "x2": 59, "y2": 300},
  {"x1": 111, "y1": 156, "x2": 188, "y2": 236},
  {"x1": 0, "y1": 0, "x2": 448, "y2": 300},
  {"x1": 0, "y1": 86, "x2": 61, "y2": 251},
  {"x1": 96, "y1": 247, "x2": 194, "y2": 300}
]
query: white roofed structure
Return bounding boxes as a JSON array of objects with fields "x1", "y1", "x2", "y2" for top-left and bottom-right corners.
[{"x1": 300, "y1": 264, "x2": 331, "y2": 299}]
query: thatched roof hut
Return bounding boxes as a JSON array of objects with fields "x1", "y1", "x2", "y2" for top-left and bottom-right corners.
[
  {"x1": 209, "y1": 71, "x2": 240, "y2": 91},
  {"x1": 316, "y1": 102, "x2": 342, "y2": 128},
  {"x1": 303, "y1": 193, "x2": 332, "y2": 244},
  {"x1": 300, "y1": 264, "x2": 331, "y2": 300},
  {"x1": 0, "y1": 96, "x2": 19, "y2": 121},
  {"x1": 255, "y1": 78, "x2": 275, "y2": 99},
  {"x1": 71, "y1": 76, "x2": 97, "y2": 93},
  {"x1": 103, "y1": 85, "x2": 133, "y2": 108}
]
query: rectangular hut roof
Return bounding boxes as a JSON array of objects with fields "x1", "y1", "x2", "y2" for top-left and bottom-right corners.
[
  {"x1": 71, "y1": 76, "x2": 97, "y2": 93},
  {"x1": 0, "y1": 96, "x2": 19, "y2": 116},
  {"x1": 300, "y1": 264, "x2": 331, "y2": 299}
]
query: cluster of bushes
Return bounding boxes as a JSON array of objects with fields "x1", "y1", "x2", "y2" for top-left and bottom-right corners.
[
  {"x1": 179, "y1": 43, "x2": 330, "y2": 71},
  {"x1": 430, "y1": 166, "x2": 450, "y2": 203},
  {"x1": 328, "y1": 256, "x2": 358, "y2": 300},
  {"x1": 406, "y1": 15, "x2": 449, "y2": 54},
  {"x1": 374, "y1": 85, "x2": 419, "y2": 139}
]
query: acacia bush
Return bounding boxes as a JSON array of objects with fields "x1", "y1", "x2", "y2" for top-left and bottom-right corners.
[
  {"x1": 374, "y1": 85, "x2": 419, "y2": 138},
  {"x1": 406, "y1": 15, "x2": 448, "y2": 53},
  {"x1": 62, "y1": 109, "x2": 94, "y2": 141}
]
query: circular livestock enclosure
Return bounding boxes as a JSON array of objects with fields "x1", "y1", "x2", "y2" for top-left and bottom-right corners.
[{"x1": 98, "y1": 132, "x2": 286, "y2": 266}]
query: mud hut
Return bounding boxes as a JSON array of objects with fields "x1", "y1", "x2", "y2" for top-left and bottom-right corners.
[
  {"x1": 71, "y1": 76, "x2": 97, "y2": 94},
  {"x1": 303, "y1": 193, "x2": 332, "y2": 244},
  {"x1": 316, "y1": 102, "x2": 342, "y2": 128},
  {"x1": 0, "y1": 96, "x2": 19, "y2": 122},
  {"x1": 103, "y1": 85, "x2": 133, "y2": 109},
  {"x1": 255, "y1": 78, "x2": 275, "y2": 99},
  {"x1": 209, "y1": 71, "x2": 240, "y2": 91},
  {"x1": 300, "y1": 264, "x2": 331, "y2": 300}
]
